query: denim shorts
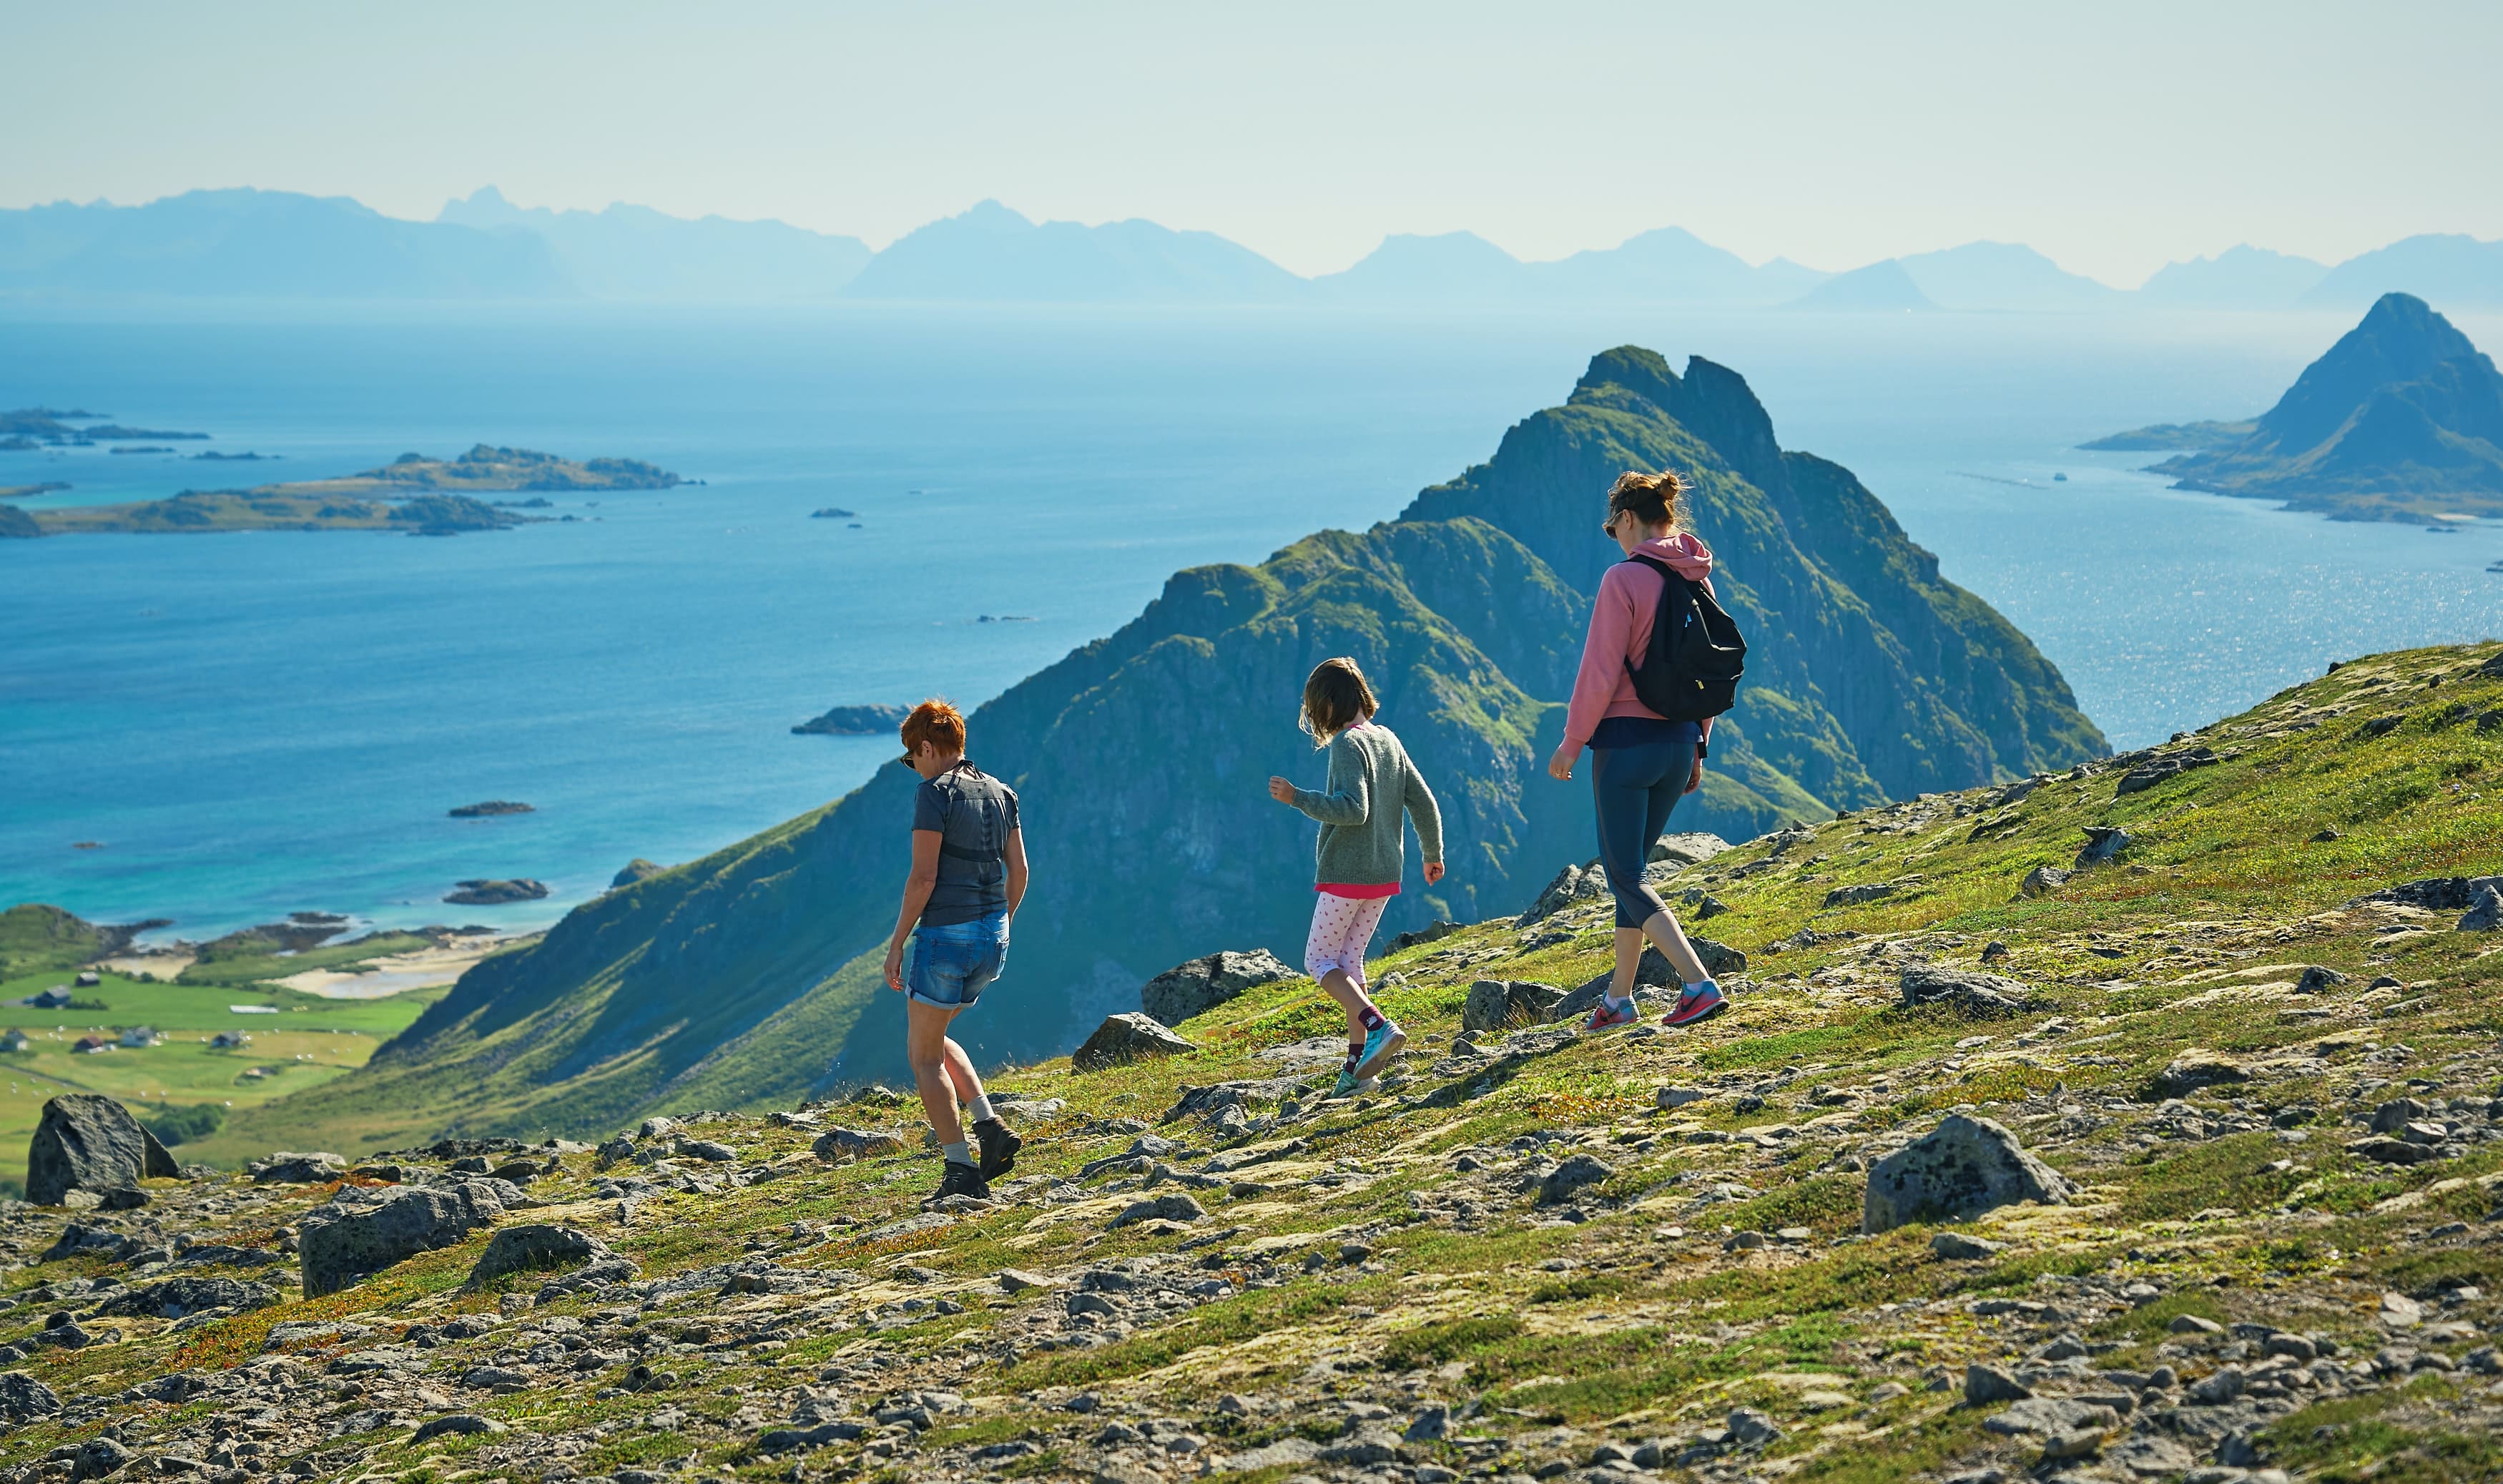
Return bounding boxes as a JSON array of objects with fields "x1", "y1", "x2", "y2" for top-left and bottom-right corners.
[{"x1": 908, "y1": 912, "x2": 1009, "y2": 1009}]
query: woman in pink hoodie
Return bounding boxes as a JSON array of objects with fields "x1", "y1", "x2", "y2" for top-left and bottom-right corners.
[{"x1": 1546, "y1": 470, "x2": 1729, "y2": 1031}]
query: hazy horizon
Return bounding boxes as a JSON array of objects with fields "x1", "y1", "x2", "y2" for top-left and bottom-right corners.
[{"x1": 15, "y1": 1, "x2": 2502, "y2": 285}]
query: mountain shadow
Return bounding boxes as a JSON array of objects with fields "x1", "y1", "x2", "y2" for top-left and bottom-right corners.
[
  {"x1": 217, "y1": 348, "x2": 2106, "y2": 1153},
  {"x1": 2091, "y1": 293, "x2": 2503, "y2": 524}
]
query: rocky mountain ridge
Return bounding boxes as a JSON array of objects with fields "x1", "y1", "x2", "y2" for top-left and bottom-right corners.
[{"x1": 194, "y1": 345, "x2": 2103, "y2": 1159}]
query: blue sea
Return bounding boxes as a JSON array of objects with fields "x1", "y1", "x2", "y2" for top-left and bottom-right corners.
[{"x1": 6, "y1": 302, "x2": 2500, "y2": 941}]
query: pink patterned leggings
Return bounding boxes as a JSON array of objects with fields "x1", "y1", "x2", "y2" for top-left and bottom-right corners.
[{"x1": 1304, "y1": 893, "x2": 1388, "y2": 994}]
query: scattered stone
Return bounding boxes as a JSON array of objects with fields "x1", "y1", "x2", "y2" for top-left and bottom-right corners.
[
  {"x1": 95, "y1": 1277, "x2": 278, "y2": 1318},
  {"x1": 1864, "y1": 1114, "x2": 2075, "y2": 1233},
  {"x1": 996, "y1": 1269, "x2": 1055, "y2": 1293},
  {"x1": 1726, "y1": 1407, "x2": 1784, "y2": 1448},
  {"x1": 26, "y1": 1094, "x2": 180, "y2": 1205},
  {"x1": 1965, "y1": 1363, "x2": 2032, "y2": 1404},
  {"x1": 0, "y1": 1372, "x2": 62, "y2": 1424},
  {"x1": 1898, "y1": 963, "x2": 2032, "y2": 1017},
  {"x1": 2295, "y1": 965, "x2": 2349, "y2": 994},
  {"x1": 2074, "y1": 826, "x2": 2133, "y2": 867},
  {"x1": 1984, "y1": 1397, "x2": 2118, "y2": 1437},
  {"x1": 466, "y1": 1224, "x2": 621, "y2": 1286},
  {"x1": 1824, "y1": 881, "x2": 1900, "y2": 907},
  {"x1": 1656, "y1": 1086, "x2": 1709, "y2": 1111},
  {"x1": 1108, "y1": 1194, "x2": 1205, "y2": 1228},
  {"x1": 2379, "y1": 1292, "x2": 2424, "y2": 1327},
  {"x1": 2352, "y1": 1136, "x2": 2444, "y2": 1166},
  {"x1": 1538, "y1": 1154, "x2": 1615, "y2": 1205},
  {"x1": 411, "y1": 1414, "x2": 507, "y2": 1443},
  {"x1": 2169, "y1": 1314, "x2": 2224, "y2": 1335},
  {"x1": 71, "y1": 1439, "x2": 132, "y2": 1481},
  {"x1": 2150, "y1": 1048, "x2": 2250, "y2": 1098},
  {"x1": 2019, "y1": 864, "x2": 2070, "y2": 898},
  {"x1": 250, "y1": 1151, "x2": 346, "y2": 1184},
  {"x1": 1139, "y1": 949, "x2": 1294, "y2": 1028},
  {"x1": 1980, "y1": 940, "x2": 2010, "y2": 963},
  {"x1": 812, "y1": 1128, "x2": 908, "y2": 1162},
  {"x1": 298, "y1": 1181, "x2": 508, "y2": 1297},
  {"x1": 1931, "y1": 1231, "x2": 2005, "y2": 1260},
  {"x1": 2461, "y1": 885, "x2": 2503, "y2": 932},
  {"x1": 2113, "y1": 746, "x2": 2218, "y2": 796},
  {"x1": 1073, "y1": 1013, "x2": 1197, "y2": 1072},
  {"x1": 1463, "y1": 978, "x2": 1565, "y2": 1033},
  {"x1": 2354, "y1": 874, "x2": 2503, "y2": 913},
  {"x1": 1520, "y1": 862, "x2": 1608, "y2": 923}
]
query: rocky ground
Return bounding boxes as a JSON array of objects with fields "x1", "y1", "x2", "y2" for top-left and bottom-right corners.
[{"x1": 0, "y1": 643, "x2": 2499, "y2": 1484}]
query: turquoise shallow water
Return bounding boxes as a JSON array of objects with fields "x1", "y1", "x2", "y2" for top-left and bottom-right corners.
[{"x1": 5, "y1": 302, "x2": 2499, "y2": 940}]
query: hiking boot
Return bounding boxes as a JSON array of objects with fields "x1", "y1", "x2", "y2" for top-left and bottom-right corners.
[
  {"x1": 933, "y1": 1159, "x2": 991, "y2": 1202},
  {"x1": 972, "y1": 1117, "x2": 1022, "y2": 1179},
  {"x1": 1585, "y1": 996, "x2": 1641, "y2": 1032},
  {"x1": 1663, "y1": 980, "x2": 1728, "y2": 1028},
  {"x1": 1353, "y1": 1019, "x2": 1408, "y2": 1078}
]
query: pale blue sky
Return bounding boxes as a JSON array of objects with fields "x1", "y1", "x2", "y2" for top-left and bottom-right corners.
[{"x1": 14, "y1": 1, "x2": 2501, "y2": 285}]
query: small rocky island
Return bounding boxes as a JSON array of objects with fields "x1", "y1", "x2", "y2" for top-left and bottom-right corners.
[
  {"x1": 442, "y1": 878, "x2": 550, "y2": 905},
  {"x1": 2083, "y1": 293, "x2": 2503, "y2": 524},
  {"x1": 448, "y1": 801, "x2": 535, "y2": 818},
  {"x1": 7, "y1": 445, "x2": 685, "y2": 539},
  {"x1": 791, "y1": 702, "x2": 910, "y2": 737}
]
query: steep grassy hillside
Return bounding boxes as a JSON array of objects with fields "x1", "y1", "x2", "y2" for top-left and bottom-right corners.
[
  {"x1": 7, "y1": 644, "x2": 2499, "y2": 1484},
  {"x1": 215, "y1": 348, "x2": 2105, "y2": 1156}
]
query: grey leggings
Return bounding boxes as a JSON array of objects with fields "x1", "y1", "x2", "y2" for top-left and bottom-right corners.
[{"x1": 1592, "y1": 739, "x2": 1697, "y2": 929}]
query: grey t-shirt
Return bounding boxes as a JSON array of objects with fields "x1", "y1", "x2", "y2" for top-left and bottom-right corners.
[{"x1": 912, "y1": 761, "x2": 1021, "y2": 928}]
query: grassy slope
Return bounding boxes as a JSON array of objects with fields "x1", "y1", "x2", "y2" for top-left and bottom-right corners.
[
  {"x1": 9, "y1": 644, "x2": 2499, "y2": 1484},
  {"x1": 213, "y1": 350, "x2": 2106, "y2": 1162}
]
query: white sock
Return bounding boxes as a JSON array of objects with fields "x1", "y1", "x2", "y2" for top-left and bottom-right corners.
[
  {"x1": 943, "y1": 1141, "x2": 975, "y2": 1167},
  {"x1": 968, "y1": 1094, "x2": 996, "y2": 1123}
]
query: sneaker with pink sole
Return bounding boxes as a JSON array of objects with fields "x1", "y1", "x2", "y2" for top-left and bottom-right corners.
[{"x1": 1663, "y1": 980, "x2": 1727, "y2": 1028}]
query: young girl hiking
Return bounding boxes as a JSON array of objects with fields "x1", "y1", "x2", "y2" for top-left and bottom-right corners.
[
  {"x1": 1548, "y1": 470, "x2": 1730, "y2": 1032},
  {"x1": 1267, "y1": 657, "x2": 1445, "y2": 1099}
]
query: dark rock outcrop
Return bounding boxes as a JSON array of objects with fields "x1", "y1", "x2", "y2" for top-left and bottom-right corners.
[
  {"x1": 443, "y1": 879, "x2": 549, "y2": 905},
  {"x1": 1897, "y1": 964, "x2": 2032, "y2": 1018},
  {"x1": 466, "y1": 1223, "x2": 621, "y2": 1286},
  {"x1": 1139, "y1": 950, "x2": 1294, "y2": 1028},
  {"x1": 792, "y1": 703, "x2": 910, "y2": 737},
  {"x1": 1462, "y1": 979, "x2": 1565, "y2": 1033},
  {"x1": 26, "y1": 1094, "x2": 180, "y2": 1206},
  {"x1": 297, "y1": 1180, "x2": 511, "y2": 1297},
  {"x1": 1864, "y1": 1114, "x2": 2074, "y2": 1232},
  {"x1": 95, "y1": 1276, "x2": 280, "y2": 1319},
  {"x1": 611, "y1": 858, "x2": 665, "y2": 888},
  {"x1": 1073, "y1": 1014, "x2": 1196, "y2": 1073},
  {"x1": 448, "y1": 801, "x2": 534, "y2": 818}
]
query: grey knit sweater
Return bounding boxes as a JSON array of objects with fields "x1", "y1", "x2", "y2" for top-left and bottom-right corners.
[{"x1": 1288, "y1": 722, "x2": 1444, "y2": 887}]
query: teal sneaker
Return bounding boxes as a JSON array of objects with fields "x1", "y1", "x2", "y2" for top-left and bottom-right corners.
[
  {"x1": 1354, "y1": 1019, "x2": 1408, "y2": 1078},
  {"x1": 1329, "y1": 1065, "x2": 1362, "y2": 1099}
]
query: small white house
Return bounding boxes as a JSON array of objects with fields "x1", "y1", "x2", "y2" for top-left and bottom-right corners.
[
  {"x1": 118, "y1": 1026, "x2": 162, "y2": 1049},
  {"x1": 0, "y1": 1029, "x2": 27, "y2": 1053}
]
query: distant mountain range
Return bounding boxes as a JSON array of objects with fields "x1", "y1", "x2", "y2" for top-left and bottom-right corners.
[
  {"x1": 2084, "y1": 293, "x2": 2503, "y2": 524},
  {"x1": 3, "y1": 186, "x2": 2499, "y2": 311}
]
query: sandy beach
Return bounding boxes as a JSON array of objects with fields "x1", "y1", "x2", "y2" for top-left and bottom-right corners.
[{"x1": 269, "y1": 933, "x2": 509, "y2": 998}]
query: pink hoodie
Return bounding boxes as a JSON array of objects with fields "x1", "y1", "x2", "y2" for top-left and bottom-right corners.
[{"x1": 1563, "y1": 532, "x2": 1720, "y2": 753}]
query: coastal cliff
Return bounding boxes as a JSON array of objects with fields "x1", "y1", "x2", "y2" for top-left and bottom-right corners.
[{"x1": 217, "y1": 348, "x2": 2106, "y2": 1149}]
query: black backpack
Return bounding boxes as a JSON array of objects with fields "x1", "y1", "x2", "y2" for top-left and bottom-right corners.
[{"x1": 1622, "y1": 554, "x2": 1746, "y2": 722}]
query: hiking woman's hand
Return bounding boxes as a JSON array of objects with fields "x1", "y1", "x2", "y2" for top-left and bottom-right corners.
[
  {"x1": 1422, "y1": 860, "x2": 1445, "y2": 885},
  {"x1": 1684, "y1": 757, "x2": 1704, "y2": 795},
  {"x1": 882, "y1": 939, "x2": 905, "y2": 993},
  {"x1": 1547, "y1": 742, "x2": 1577, "y2": 781},
  {"x1": 1267, "y1": 775, "x2": 1297, "y2": 803}
]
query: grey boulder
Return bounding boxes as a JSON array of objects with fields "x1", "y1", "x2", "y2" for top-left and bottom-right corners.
[
  {"x1": 25, "y1": 1094, "x2": 180, "y2": 1207},
  {"x1": 1864, "y1": 1114, "x2": 2074, "y2": 1233},
  {"x1": 1520, "y1": 862, "x2": 1608, "y2": 923},
  {"x1": 2461, "y1": 884, "x2": 2503, "y2": 932},
  {"x1": 2073, "y1": 826, "x2": 2133, "y2": 867},
  {"x1": 297, "y1": 1179, "x2": 511, "y2": 1297},
  {"x1": 95, "y1": 1276, "x2": 280, "y2": 1319},
  {"x1": 1463, "y1": 978, "x2": 1564, "y2": 1033},
  {"x1": 2019, "y1": 864, "x2": 2070, "y2": 898},
  {"x1": 1108, "y1": 1193, "x2": 1204, "y2": 1229},
  {"x1": 466, "y1": 1223, "x2": 620, "y2": 1287},
  {"x1": 0, "y1": 1372, "x2": 62, "y2": 1423},
  {"x1": 1897, "y1": 964, "x2": 2032, "y2": 1018},
  {"x1": 250, "y1": 1151, "x2": 346, "y2": 1184},
  {"x1": 1073, "y1": 1013, "x2": 1196, "y2": 1073},
  {"x1": 2150, "y1": 1049, "x2": 2248, "y2": 1098},
  {"x1": 1139, "y1": 950, "x2": 1294, "y2": 1028},
  {"x1": 1538, "y1": 1154, "x2": 1615, "y2": 1205},
  {"x1": 812, "y1": 1128, "x2": 908, "y2": 1163}
]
